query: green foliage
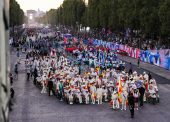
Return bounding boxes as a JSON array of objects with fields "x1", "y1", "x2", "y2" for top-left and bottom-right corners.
[
  {"x1": 159, "y1": 0, "x2": 170, "y2": 36},
  {"x1": 10, "y1": 0, "x2": 25, "y2": 26},
  {"x1": 139, "y1": 0, "x2": 160, "y2": 34},
  {"x1": 41, "y1": 0, "x2": 169, "y2": 37},
  {"x1": 42, "y1": 0, "x2": 86, "y2": 26},
  {"x1": 47, "y1": 9, "x2": 58, "y2": 25}
]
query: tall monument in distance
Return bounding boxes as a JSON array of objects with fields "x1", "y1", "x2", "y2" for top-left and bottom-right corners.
[{"x1": 26, "y1": 10, "x2": 36, "y2": 25}]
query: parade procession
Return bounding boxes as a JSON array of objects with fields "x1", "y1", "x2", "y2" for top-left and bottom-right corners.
[
  {"x1": 7, "y1": 0, "x2": 170, "y2": 121},
  {"x1": 11, "y1": 27, "x2": 159, "y2": 119}
]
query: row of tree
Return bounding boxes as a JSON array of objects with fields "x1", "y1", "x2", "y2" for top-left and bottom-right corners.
[
  {"x1": 37, "y1": 0, "x2": 170, "y2": 37},
  {"x1": 39, "y1": 0, "x2": 85, "y2": 27},
  {"x1": 10, "y1": 0, "x2": 25, "y2": 27}
]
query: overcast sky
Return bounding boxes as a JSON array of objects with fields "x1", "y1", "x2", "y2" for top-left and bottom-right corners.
[{"x1": 16, "y1": 0, "x2": 64, "y2": 12}]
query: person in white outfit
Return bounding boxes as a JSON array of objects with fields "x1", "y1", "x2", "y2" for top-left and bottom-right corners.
[
  {"x1": 143, "y1": 72, "x2": 149, "y2": 81},
  {"x1": 77, "y1": 92, "x2": 82, "y2": 104},
  {"x1": 85, "y1": 91, "x2": 90, "y2": 104},
  {"x1": 69, "y1": 91, "x2": 73, "y2": 104},
  {"x1": 112, "y1": 91, "x2": 119, "y2": 109},
  {"x1": 90, "y1": 84, "x2": 96, "y2": 104},
  {"x1": 97, "y1": 87, "x2": 103, "y2": 104},
  {"x1": 97, "y1": 77, "x2": 102, "y2": 87},
  {"x1": 121, "y1": 90, "x2": 128, "y2": 110},
  {"x1": 41, "y1": 75, "x2": 47, "y2": 93}
]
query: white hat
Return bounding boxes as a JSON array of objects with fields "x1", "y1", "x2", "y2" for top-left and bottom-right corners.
[
  {"x1": 133, "y1": 71, "x2": 137, "y2": 74},
  {"x1": 122, "y1": 71, "x2": 126, "y2": 74}
]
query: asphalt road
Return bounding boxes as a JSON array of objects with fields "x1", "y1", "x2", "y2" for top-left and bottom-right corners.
[{"x1": 9, "y1": 51, "x2": 170, "y2": 122}]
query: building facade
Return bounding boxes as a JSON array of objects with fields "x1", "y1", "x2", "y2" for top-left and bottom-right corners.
[{"x1": 27, "y1": 10, "x2": 36, "y2": 25}]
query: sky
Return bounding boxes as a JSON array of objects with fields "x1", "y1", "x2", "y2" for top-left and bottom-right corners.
[{"x1": 16, "y1": 0, "x2": 64, "y2": 12}]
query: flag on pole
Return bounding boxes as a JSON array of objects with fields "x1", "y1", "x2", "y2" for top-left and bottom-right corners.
[{"x1": 117, "y1": 76, "x2": 123, "y2": 103}]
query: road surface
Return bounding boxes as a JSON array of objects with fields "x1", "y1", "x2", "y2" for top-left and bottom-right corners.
[{"x1": 9, "y1": 51, "x2": 170, "y2": 122}]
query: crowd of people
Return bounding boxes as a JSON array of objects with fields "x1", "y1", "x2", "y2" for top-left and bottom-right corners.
[
  {"x1": 58, "y1": 26, "x2": 169, "y2": 50},
  {"x1": 11, "y1": 27, "x2": 160, "y2": 118}
]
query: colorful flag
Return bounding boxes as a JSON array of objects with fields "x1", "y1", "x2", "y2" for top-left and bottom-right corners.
[{"x1": 117, "y1": 76, "x2": 123, "y2": 103}]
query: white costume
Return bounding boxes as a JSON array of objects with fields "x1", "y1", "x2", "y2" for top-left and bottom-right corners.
[
  {"x1": 69, "y1": 92, "x2": 73, "y2": 104},
  {"x1": 90, "y1": 85, "x2": 96, "y2": 104},
  {"x1": 112, "y1": 92, "x2": 119, "y2": 109},
  {"x1": 97, "y1": 88, "x2": 103, "y2": 104},
  {"x1": 85, "y1": 92, "x2": 90, "y2": 104},
  {"x1": 41, "y1": 75, "x2": 47, "y2": 93},
  {"x1": 121, "y1": 90, "x2": 127, "y2": 110},
  {"x1": 103, "y1": 88, "x2": 108, "y2": 101},
  {"x1": 97, "y1": 78, "x2": 102, "y2": 87},
  {"x1": 77, "y1": 92, "x2": 82, "y2": 104}
]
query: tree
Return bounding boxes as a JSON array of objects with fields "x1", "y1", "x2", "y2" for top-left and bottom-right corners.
[
  {"x1": 159, "y1": 0, "x2": 170, "y2": 36},
  {"x1": 47, "y1": 9, "x2": 57, "y2": 25},
  {"x1": 40, "y1": 0, "x2": 169, "y2": 40},
  {"x1": 41, "y1": 0, "x2": 86, "y2": 26},
  {"x1": 87, "y1": 0, "x2": 100, "y2": 28},
  {"x1": 10, "y1": 0, "x2": 25, "y2": 27},
  {"x1": 139, "y1": 0, "x2": 160, "y2": 36},
  {"x1": 98, "y1": 0, "x2": 111, "y2": 28},
  {"x1": 108, "y1": 0, "x2": 119, "y2": 30}
]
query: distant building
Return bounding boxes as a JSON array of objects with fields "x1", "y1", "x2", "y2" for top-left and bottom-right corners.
[
  {"x1": 26, "y1": 9, "x2": 45, "y2": 25},
  {"x1": 36, "y1": 9, "x2": 45, "y2": 18},
  {"x1": 27, "y1": 10, "x2": 36, "y2": 25}
]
